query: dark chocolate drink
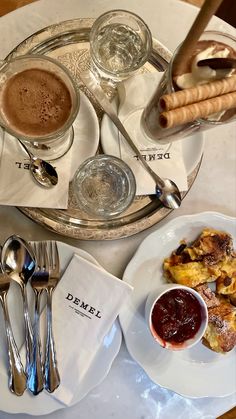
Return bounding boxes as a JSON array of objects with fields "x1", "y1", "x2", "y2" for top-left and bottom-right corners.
[{"x1": 1, "y1": 68, "x2": 72, "y2": 137}]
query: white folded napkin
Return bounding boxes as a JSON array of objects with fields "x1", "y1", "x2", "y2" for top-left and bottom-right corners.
[
  {"x1": 0, "y1": 128, "x2": 71, "y2": 208},
  {"x1": 47, "y1": 253, "x2": 133, "y2": 405},
  {"x1": 116, "y1": 72, "x2": 188, "y2": 195}
]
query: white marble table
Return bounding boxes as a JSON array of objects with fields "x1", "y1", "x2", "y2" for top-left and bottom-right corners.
[{"x1": 0, "y1": 0, "x2": 235, "y2": 418}]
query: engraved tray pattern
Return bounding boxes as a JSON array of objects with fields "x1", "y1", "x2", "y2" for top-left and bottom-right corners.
[{"x1": 6, "y1": 19, "x2": 202, "y2": 240}]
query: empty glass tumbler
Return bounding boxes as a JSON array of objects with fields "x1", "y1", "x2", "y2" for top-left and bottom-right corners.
[{"x1": 89, "y1": 9, "x2": 152, "y2": 86}]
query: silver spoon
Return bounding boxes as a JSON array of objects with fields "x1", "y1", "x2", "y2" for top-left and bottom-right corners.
[
  {"x1": 1, "y1": 235, "x2": 36, "y2": 378},
  {"x1": 0, "y1": 269, "x2": 27, "y2": 395},
  {"x1": 80, "y1": 70, "x2": 182, "y2": 209},
  {"x1": 17, "y1": 139, "x2": 58, "y2": 188},
  {"x1": 115, "y1": 123, "x2": 181, "y2": 208}
]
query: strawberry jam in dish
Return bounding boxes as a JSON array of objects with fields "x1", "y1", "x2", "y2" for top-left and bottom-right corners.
[{"x1": 151, "y1": 289, "x2": 202, "y2": 346}]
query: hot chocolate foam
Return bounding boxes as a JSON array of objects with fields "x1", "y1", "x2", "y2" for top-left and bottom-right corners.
[{"x1": 1, "y1": 68, "x2": 72, "y2": 137}]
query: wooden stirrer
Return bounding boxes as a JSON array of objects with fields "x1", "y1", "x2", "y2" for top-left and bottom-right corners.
[{"x1": 172, "y1": 0, "x2": 224, "y2": 77}]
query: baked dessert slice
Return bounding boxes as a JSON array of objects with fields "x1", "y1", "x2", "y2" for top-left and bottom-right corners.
[
  {"x1": 163, "y1": 228, "x2": 234, "y2": 287},
  {"x1": 203, "y1": 297, "x2": 236, "y2": 353},
  {"x1": 229, "y1": 292, "x2": 236, "y2": 306},
  {"x1": 216, "y1": 255, "x2": 236, "y2": 296},
  {"x1": 185, "y1": 228, "x2": 233, "y2": 264},
  {"x1": 163, "y1": 260, "x2": 219, "y2": 287},
  {"x1": 195, "y1": 283, "x2": 220, "y2": 309}
]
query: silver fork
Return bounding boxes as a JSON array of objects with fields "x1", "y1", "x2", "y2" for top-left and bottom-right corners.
[
  {"x1": 44, "y1": 241, "x2": 61, "y2": 393},
  {"x1": 27, "y1": 242, "x2": 48, "y2": 395}
]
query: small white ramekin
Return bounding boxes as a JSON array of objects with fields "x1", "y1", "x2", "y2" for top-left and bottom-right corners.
[{"x1": 145, "y1": 283, "x2": 208, "y2": 351}]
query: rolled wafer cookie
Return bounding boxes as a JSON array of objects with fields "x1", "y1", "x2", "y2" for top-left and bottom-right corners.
[
  {"x1": 159, "y1": 91, "x2": 236, "y2": 129},
  {"x1": 160, "y1": 75, "x2": 236, "y2": 111}
]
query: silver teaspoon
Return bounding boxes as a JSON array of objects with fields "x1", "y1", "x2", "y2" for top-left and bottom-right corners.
[
  {"x1": 17, "y1": 139, "x2": 58, "y2": 188},
  {"x1": 80, "y1": 70, "x2": 181, "y2": 209},
  {"x1": 0, "y1": 270, "x2": 27, "y2": 396},
  {"x1": 1, "y1": 235, "x2": 36, "y2": 378},
  {"x1": 116, "y1": 127, "x2": 181, "y2": 209}
]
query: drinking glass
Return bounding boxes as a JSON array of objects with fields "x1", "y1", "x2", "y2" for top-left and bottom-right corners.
[
  {"x1": 0, "y1": 55, "x2": 79, "y2": 160},
  {"x1": 141, "y1": 31, "x2": 236, "y2": 145},
  {"x1": 89, "y1": 9, "x2": 152, "y2": 86},
  {"x1": 73, "y1": 154, "x2": 136, "y2": 219}
]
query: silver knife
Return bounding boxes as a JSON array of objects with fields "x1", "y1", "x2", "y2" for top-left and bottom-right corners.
[{"x1": 79, "y1": 70, "x2": 181, "y2": 209}]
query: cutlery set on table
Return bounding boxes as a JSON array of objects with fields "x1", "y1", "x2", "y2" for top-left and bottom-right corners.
[
  {"x1": 0, "y1": 235, "x2": 61, "y2": 396},
  {"x1": 0, "y1": 3, "x2": 235, "y2": 419}
]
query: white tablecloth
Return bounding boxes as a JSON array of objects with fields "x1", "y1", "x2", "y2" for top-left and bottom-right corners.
[{"x1": 0, "y1": 0, "x2": 235, "y2": 418}]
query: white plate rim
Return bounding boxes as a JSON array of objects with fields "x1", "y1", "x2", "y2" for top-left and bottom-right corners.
[
  {"x1": 0, "y1": 242, "x2": 122, "y2": 416},
  {"x1": 119, "y1": 211, "x2": 236, "y2": 398}
]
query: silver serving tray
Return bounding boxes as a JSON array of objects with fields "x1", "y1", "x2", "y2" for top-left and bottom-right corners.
[{"x1": 6, "y1": 18, "x2": 202, "y2": 240}]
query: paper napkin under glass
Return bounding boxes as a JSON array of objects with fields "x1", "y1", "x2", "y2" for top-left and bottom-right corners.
[
  {"x1": 45, "y1": 253, "x2": 133, "y2": 406},
  {"x1": 115, "y1": 72, "x2": 188, "y2": 195},
  {"x1": 0, "y1": 128, "x2": 71, "y2": 208}
]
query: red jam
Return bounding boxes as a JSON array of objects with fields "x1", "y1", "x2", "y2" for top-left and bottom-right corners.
[{"x1": 151, "y1": 289, "x2": 202, "y2": 344}]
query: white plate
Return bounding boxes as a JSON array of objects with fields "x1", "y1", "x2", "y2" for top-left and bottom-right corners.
[
  {"x1": 101, "y1": 111, "x2": 204, "y2": 175},
  {"x1": 0, "y1": 242, "x2": 122, "y2": 415},
  {"x1": 119, "y1": 212, "x2": 236, "y2": 398}
]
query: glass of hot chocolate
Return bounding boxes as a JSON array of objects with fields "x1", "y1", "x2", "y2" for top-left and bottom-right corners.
[
  {"x1": 141, "y1": 31, "x2": 236, "y2": 145},
  {"x1": 0, "y1": 55, "x2": 79, "y2": 160}
]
